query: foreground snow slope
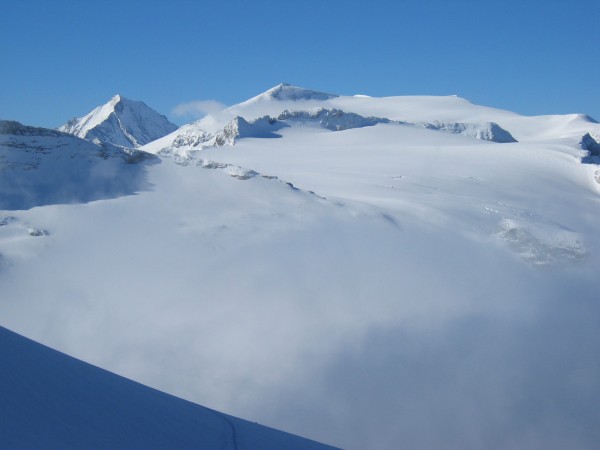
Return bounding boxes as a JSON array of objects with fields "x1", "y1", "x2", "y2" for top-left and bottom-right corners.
[
  {"x1": 0, "y1": 326, "x2": 337, "y2": 450},
  {"x1": 59, "y1": 95, "x2": 178, "y2": 147},
  {"x1": 2, "y1": 86, "x2": 600, "y2": 449}
]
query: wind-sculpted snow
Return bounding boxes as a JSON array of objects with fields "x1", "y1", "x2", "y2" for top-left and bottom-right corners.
[
  {"x1": 59, "y1": 95, "x2": 177, "y2": 147},
  {"x1": 0, "y1": 121, "x2": 157, "y2": 210}
]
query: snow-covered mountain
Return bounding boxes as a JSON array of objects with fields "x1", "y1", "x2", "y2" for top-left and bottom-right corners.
[
  {"x1": 145, "y1": 84, "x2": 596, "y2": 156},
  {"x1": 242, "y1": 82, "x2": 339, "y2": 103},
  {"x1": 2, "y1": 84, "x2": 600, "y2": 450},
  {"x1": 59, "y1": 95, "x2": 177, "y2": 147},
  {"x1": 0, "y1": 325, "x2": 337, "y2": 449}
]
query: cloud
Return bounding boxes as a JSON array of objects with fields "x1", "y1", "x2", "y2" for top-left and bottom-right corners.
[
  {"x1": 256, "y1": 286, "x2": 600, "y2": 450},
  {"x1": 171, "y1": 100, "x2": 227, "y2": 119}
]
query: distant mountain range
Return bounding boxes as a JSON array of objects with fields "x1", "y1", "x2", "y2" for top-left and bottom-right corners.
[{"x1": 54, "y1": 84, "x2": 600, "y2": 156}]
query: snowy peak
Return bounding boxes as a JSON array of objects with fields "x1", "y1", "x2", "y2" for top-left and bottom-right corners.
[
  {"x1": 244, "y1": 83, "x2": 339, "y2": 103},
  {"x1": 109, "y1": 93, "x2": 123, "y2": 106},
  {"x1": 59, "y1": 95, "x2": 178, "y2": 148}
]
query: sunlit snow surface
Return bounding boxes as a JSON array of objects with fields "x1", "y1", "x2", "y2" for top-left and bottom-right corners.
[
  {"x1": 0, "y1": 326, "x2": 337, "y2": 449},
  {"x1": 59, "y1": 95, "x2": 178, "y2": 148},
  {"x1": 2, "y1": 86, "x2": 600, "y2": 449}
]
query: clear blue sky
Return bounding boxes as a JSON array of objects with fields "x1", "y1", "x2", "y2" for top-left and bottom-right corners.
[{"x1": 1, "y1": 0, "x2": 598, "y2": 128}]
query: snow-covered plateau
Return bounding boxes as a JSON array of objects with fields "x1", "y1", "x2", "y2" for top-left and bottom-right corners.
[{"x1": 2, "y1": 84, "x2": 600, "y2": 449}]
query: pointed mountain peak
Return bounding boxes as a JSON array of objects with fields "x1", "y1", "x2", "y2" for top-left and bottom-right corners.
[
  {"x1": 109, "y1": 94, "x2": 123, "y2": 106},
  {"x1": 267, "y1": 82, "x2": 292, "y2": 93},
  {"x1": 107, "y1": 95, "x2": 147, "y2": 113},
  {"x1": 249, "y1": 83, "x2": 339, "y2": 103},
  {"x1": 59, "y1": 96, "x2": 178, "y2": 148}
]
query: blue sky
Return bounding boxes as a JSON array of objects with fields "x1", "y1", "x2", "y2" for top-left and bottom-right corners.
[{"x1": 1, "y1": 0, "x2": 598, "y2": 128}]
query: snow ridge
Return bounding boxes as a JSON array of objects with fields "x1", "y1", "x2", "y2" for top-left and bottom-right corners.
[
  {"x1": 277, "y1": 108, "x2": 390, "y2": 131},
  {"x1": 153, "y1": 108, "x2": 517, "y2": 154},
  {"x1": 1, "y1": 120, "x2": 65, "y2": 138}
]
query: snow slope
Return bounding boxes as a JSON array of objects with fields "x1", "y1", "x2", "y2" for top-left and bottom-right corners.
[
  {"x1": 2, "y1": 85, "x2": 600, "y2": 449},
  {"x1": 0, "y1": 325, "x2": 337, "y2": 449},
  {"x1": 0, "y1": 120, "x2": 156, "y2": 210},
  {"x1": 59, "y1": 95, "x2": 178, "y2": 147}
]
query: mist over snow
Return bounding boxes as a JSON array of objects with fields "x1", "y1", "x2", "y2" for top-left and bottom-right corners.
[
  {"x1": 2, "y1": 84, "x2": 600, "y2": 449},
  {"x1": 0, "y1": 120, "x2": 157, "y2": 210}
]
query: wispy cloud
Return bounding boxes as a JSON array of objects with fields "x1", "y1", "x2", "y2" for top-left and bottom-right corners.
[{"x1": 171, "y1": 100, "x2": 227, "y2": 120}]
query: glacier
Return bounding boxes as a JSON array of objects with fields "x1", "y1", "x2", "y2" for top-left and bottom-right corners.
[{"x1": 2, "y1": 84, "x2": 600, "y2": 450}]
